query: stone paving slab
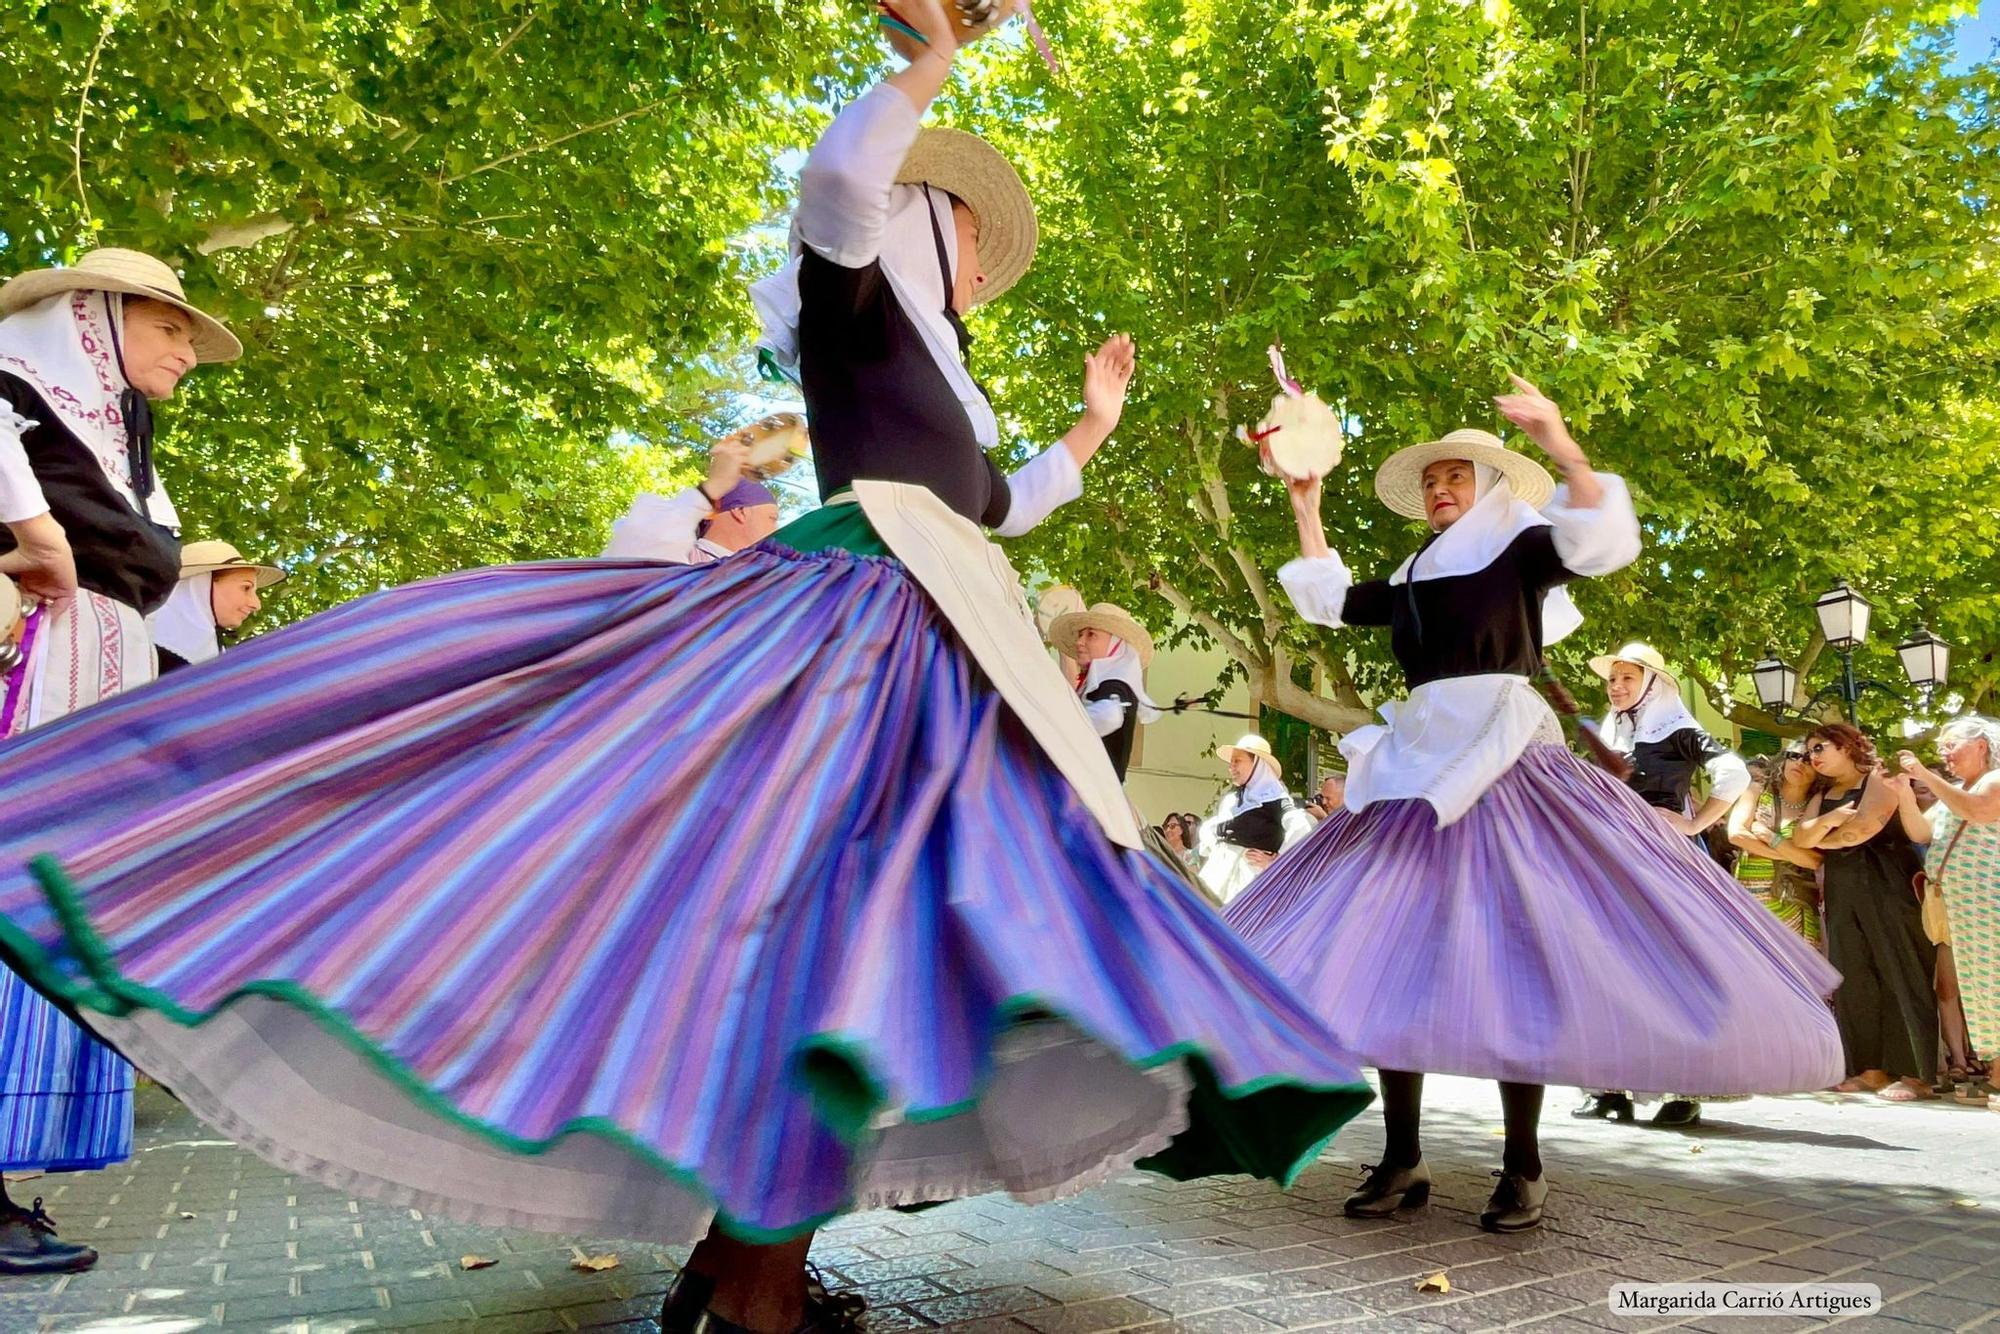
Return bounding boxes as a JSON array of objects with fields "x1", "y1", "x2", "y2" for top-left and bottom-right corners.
[{"x1": 4, "y1": 1077, "x2": 1997, "y2": 1331}]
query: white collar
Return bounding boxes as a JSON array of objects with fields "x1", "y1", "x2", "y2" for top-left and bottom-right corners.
[
  {"x1": 1388, "y1": 468, "x2": 1582, "y2": 644},
  {"x1": 1235, "y1": 760, "x2": 1289, "y2": 808},
  {"x1": 1079, "y1": 638, "x2": 1161, "y2": 724},
  {"x1": 1603, "y1": 669, "x2": 1704, "y2": 749}
]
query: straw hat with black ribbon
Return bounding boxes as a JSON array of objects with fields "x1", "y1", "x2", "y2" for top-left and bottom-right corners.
[
  {"x1": 896, "y1": 128, "x2": 1037, "y2": 306},
  {"x1": 1047, "y1": 602, "x2": 1152, "y2": 667},
  {"x1": 1373, "y1": 428, "x2": 1554, "y2": 521},
  {"x1": 0, "y1": 249, "x2": 241, "y2": 363},
  {"x1": 178, "y1": 540, "x2": 286, "y2": 590}
]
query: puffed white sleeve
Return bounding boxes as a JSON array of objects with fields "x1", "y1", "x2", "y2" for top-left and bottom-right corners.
[
  {"x1": 1706, "y1": 750, "x2": 1753, "y2": 805},
  {"x1": 990, "y1": 444, "x2": 1083, "y2": 538},
  {"x1": 1277, "y1": 551, "x2": 1355, "y2": 629},
  {"x1": 602, "y1": 488, "x2": 709, "y2": 564},
  {"x1": 795, "y1": 85, "x2": 923, "y2": 269},
  {"x1": 1545, "y1": 472, "x2": 1641, "y2": 577},
  {"x1": 0, "y1": 403, "x2": 49, "y2": 524},
  {"x1": 1082, "y1": 696, "x2": 1125, "y2": 737}
]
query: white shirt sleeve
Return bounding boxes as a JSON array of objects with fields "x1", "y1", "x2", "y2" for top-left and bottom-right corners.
[
  {"x1": 602, "y1": 488, "x2": 710, "y2": 564},
  {"x1": 1277, "y1": 551, "x2": 1356, "y2": 629},
  {"x1": 1706, "y1": 750, "x2": 1752, "y2": 805},
  {"x1": 0, "y1": 403, "x2": 49, "y2": 525},
  {"x1": 991, "y1": 444, "x2": 1084, "y2": 538},
  {"x1": 796, "y1": 85, "x2": 923, "y2": 269},
  {"x1": 1546, "y1": 472, "x2": 1641, "y2": 578},
  {"x1": 1083, "y1": 696, "x2": 1125, "y2": 737}
]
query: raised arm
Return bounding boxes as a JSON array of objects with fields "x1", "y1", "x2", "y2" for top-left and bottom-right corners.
[
  {"x1": 1899, "y1": 751, "x2": 2000, "y2": 825},
  {"x1": 991, "y1": 335, "x2": 1136, "y2": 537}
]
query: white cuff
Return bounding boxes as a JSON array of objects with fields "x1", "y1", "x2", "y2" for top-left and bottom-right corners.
[
  {"x1": 602, "y1": 487, "x2": 710, "y2": 563},
  {"x1": 0, "y1": 404, "x2": 49, "y2": 525},
  {"x1": 1707, "y1": 751, "x2": 1753, "y2": 804},
  {"x1": 992, "y1": 444, "x2": 1083, "y2": 538},
  {"x1": 796, "y1": 85, "x2": 924, "y2": 269},
  {"x1": 1277, "y1": 552, "x2": 1354, "y2": 629},
  {"x1": 1546, "y1": 472, "x2": 1641, "y2": 577}
]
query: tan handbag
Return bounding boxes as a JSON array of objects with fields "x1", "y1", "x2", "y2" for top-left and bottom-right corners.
[{"x1": 1923, "y1": 822, "x2": 1970, "y2": 947}]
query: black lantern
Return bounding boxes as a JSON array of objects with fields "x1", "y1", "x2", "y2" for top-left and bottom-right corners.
[
  {"x1": 1813, "y1": 581, "x2": 1873, "y2": 651},
  {"x1": 1895, "y1": 627, "x2": 1950, "y2": 691},
  {"x1": 1752, "y1": 655, "x2": 1799, "y2": 711}
]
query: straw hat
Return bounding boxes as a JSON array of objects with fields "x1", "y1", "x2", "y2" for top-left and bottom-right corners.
[
  {"x1": 897, "y1": 129, "x2": 1037, "y2": 306},
  {"x1": 1216, "y1": 734, "x2": 1281, "y2": 777},
  {"x1": 179, "y1": 540, "x2": 286, "y2": 590},
  {"x1": 1373, "y1": 428, "x2": 1554, "y2": 521},
  {"x1": 0, "y1": 249, "x2": 241, "y2": 363},
  {"x1": 1048, "y1": 602, "x2": 1153, "y2": 667},
  {"x1": 1588, "y1": 642, "x2": 1677, "y2": 688}
]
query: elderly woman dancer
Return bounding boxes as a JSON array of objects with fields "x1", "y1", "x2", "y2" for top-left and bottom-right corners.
[
  {"x1": 1226, "y1": 378, "x2": 1842, "y2": 1233},
  {"x1": 1899, "y1": 717, "x2": 2000, "y2": 1104},
  {"x1": 0, "y1": 248, "x2": 239, "y2": 1273},
  {"x1": 0, "y1": 5, "x2": 1371, "y2": 1330}
]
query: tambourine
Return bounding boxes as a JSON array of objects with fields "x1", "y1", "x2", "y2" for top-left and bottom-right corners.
[
  {"x1": 721, "y1": 412, "x2": 811, "y2": 481},
  {"x1": 0, "y1": 574, "x2": 26, "y2": 675},
  {"x1": 879, "y1": 0, "x2": 1016, "y2": 57},
  {"x1": 1238, "y1": 391, "x2": 1344, "y2": 482}
]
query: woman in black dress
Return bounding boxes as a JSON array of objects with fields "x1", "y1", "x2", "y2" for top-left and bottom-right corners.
[{"x1": 1794, "y1": 722, "x2": 1937, "y2": 1101}]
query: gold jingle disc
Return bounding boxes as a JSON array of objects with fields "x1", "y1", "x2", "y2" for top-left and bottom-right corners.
[
  {"x1": 721, "y1": 412, "x2": 811, "y2": 481},
  {"x1": 0, "y1": 573, "x2": 23, "y2": 667}
]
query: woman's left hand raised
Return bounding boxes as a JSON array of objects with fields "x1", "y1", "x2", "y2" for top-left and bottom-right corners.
[{"x1": 1081, "y1": 333, "x2": 1137, "y2": 432}]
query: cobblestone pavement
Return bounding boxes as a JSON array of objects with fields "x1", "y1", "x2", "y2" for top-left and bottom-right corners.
[{"x1": 4, "y1": 1075, "x2": 1997, "y2": 1332}]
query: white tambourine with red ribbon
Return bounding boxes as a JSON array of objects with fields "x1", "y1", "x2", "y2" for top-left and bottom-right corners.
[
  {"x1": 1237, "y1": 344, "x2": 1343, "y2": 482},
  {"x1": 877, "y1": 1, "x2": 1062, "y2": 75}
]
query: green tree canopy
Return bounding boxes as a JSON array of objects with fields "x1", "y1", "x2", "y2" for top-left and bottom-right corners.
[
  {"x1": 963, "y1": 0, "x2": 2000, "y2": 733},
  {"x1": 1, "y1": 0, "x2": 866, "y2": 616}
]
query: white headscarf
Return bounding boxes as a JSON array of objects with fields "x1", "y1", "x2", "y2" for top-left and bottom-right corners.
[
  {"x1": 0, "y1": 290, "x2": 179, "y2": 526},
  {"x1": 1235, "y1": 757, "x2": 1290, "y2": 809},
  {"x1": 149, "y1": 571, "x2": 218, "y2": 666},
  {"x1": 1079, "y1": 637, "x2": 1162, "y2": 725},
  {"x1": 1388, "y1": 464, "x2": 1582, "y2": 643},
  {"x1": 1601, "y1": 668, "x2": 1704, "y2": 750},
  {"x1": 750, "y1": 182, "x2": 1000, "y2": 450}
]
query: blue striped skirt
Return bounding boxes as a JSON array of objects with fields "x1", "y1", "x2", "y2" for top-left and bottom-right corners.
[
  {"x1": 0, "y1": 970, "x2": 132, "y2": 1171},
  {"x1": 0, "y1": 541, "x2": 1370, "y2": 1241}
]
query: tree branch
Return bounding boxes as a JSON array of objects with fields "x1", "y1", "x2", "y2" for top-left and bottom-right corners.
[
  {"x1": 494, "y1": 9, "x2": 539, "y2": 57},
  {"x1": 442, "y1": 98, "x2": 669, "y2": 185},
  {"x1": 69, "y1": 13, "x2": 117, "y2": 223},
  {"x1": 197, "y1": 213, "x2": 298, "y2": 255}
]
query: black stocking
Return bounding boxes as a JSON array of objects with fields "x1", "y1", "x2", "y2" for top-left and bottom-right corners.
[
  {"x1": 1499, "y1": 1081, "x2": 1544, "y2": 1180},
  {"x1": 1379, "y1": 1069, "x2": 1424, "y2": 1168}
]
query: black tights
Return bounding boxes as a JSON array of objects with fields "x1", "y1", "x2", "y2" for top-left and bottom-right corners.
[{"x1": 1380, "y1": 1070, "x2": 1544, "y2": 1180}]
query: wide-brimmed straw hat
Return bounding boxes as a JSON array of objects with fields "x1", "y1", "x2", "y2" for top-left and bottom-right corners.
[
  {"x1": 1373, "y1": 428, "x2": 1554, "y2": 521},
  {"x1": 1216, "y1": 734, "x2": 1281, "y2": 777},
  {"x1": 179, "y1": 540, "x2": 286, "y2": 590},
  {"x1": 1048, "y1": 602, "x2": 1153, "y2": 667},
  {"x1": 0, "y1": 249, "x2": 241, "y2": 363},
  {"x1": 897, "y1": 128, "x2": 1037, "y2": 306},
  {"x1": 1588, "y1": 641, "x2": 1676, "y2": 688}
]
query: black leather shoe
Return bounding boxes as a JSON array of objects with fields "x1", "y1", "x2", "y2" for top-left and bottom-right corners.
[
  {"x1": 1570, "y1": 1092, "x2": 1635, "y2": 1122},
  {"x1": 1650, "y1": 1099, "x2": 1702, "y2": 1127},
  {"x1": 659, "y1": 1268, "x2": 867, "y2": 1334},
  {"x1": 0, "y1": 1198, "x2": 97, "y2": 1275},
  {"x1": 1479, "y1": 1170, "x2": 1548, "y2": 1233},
  {"x1": 1343, "y1": 1160, "x2": 1431, "y2": 1218}
]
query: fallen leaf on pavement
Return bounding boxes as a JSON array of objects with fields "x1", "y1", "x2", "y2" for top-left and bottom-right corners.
[
  {"x1": 1688, "y1": 1145, "x2": 1703, "y2": 1154},
  {"x1": 573, "y1": 1253, "x2": 620, "y2": 1272},
  {"x1": 1416, "y1": 1272, "x2": 1451, "y2": 1293},
  {"x1": 1953, "y1": 1198, "x2": 1981, "y2": 1208},
  {"x1": 461, "y1": 1255, "x2": 498, "y2": 1270},
  {"x1": 178, "y1": 1211, "x2": 197, "y2": 1220}
]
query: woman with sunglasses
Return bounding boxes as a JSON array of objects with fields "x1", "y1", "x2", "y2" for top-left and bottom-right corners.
[
  {"x1": 1729, "y1": 748, "x2": 1825, "y2": 949},
  {"x1": 1794, "y1": 723, "x2": 1937, "y2": 1101}
]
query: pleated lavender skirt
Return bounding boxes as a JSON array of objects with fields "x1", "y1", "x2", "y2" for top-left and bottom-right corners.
[
  {"x1": 1225, "y1": 745, "x2": 1843, "y2": 1096},
  {"x1": 0, "y1": 543, "x2": 1370, "y2": 1243}
]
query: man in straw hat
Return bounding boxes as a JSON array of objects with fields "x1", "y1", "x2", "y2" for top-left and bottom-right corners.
[
  {"x1": 150, "y1": 539, "x2": 287, "y2": 675},
  {"x1": 1046, "y1": 600, "x2": 1160, "y2": 782},
  {"x1": 1224, "y1": 374, "x2": 1840, "y2": 1234},
  {"x1": 1195, "y1": 734, "x2": 1297, "y2": 904},
  {"x1": 603, "y1": 426, "x2": 781, "y2": 566},
  {"x1": 0, "y1": 246, "x2": 239, "y2": 1272}
]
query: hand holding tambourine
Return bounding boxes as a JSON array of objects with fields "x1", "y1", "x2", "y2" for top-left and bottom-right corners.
[
  {"x1": 1237, "y1": 345, "x2": 1343, "y2": 482},
  {"x1": 878, "y1": 0, "x2": 1020, "y2": 60},
  {"x1": 712, "y1": 412, "x2": 810, "y2": 484}
]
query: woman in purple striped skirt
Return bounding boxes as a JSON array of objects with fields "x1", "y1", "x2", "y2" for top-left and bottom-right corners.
[
  {"x1": 0, "y1": 7, "x2": 1371, "y2": 1331},
  {"x1": 1226, "y1": 379, "x2": 1842, "y2": 1235}
]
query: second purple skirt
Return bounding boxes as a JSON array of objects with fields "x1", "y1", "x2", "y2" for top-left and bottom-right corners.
[{"x1": 1225, "y1": 744, "x2": 1843, "y2": 1096}]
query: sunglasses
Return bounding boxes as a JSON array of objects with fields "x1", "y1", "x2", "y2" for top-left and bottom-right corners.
[{"x1": 1807, "y1": 741, "x2": 1838, "y2": 757}]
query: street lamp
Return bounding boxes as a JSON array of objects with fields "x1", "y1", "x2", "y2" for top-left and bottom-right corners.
[
  {"x1": 1752, "y1": 654, "x2": 1800, "y2": 713},
  {"x1": 1896, "y1": 627, "x2": 1950, "y2": 697},
  {"x1": 1813, "y1": 581, "x2": 1872, "y2": 650}
]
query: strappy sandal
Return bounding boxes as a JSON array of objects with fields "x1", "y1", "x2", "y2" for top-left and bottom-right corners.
[{"x1": 1878, "y1": 1079, "x2": 1936, "y2": 1103}]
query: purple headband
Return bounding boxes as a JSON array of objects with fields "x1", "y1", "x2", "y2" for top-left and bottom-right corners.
[{"x1": 712, "y1": 479, "x2": 778, "y2": 512}]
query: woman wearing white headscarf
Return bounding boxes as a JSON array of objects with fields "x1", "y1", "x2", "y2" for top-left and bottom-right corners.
[
  {"x1": 1196, "y1": 736, "x2": 1297, "y2": 904},
  {"x1": 1047, "y1": 602, "x2": 1161, "y2": 781},
  {"x1": 0, "y1": 247, "x2": 238, "y2": 1274},
  {"x1": 1226, "y1": 376, "x2": 1842, "y2": 1236},
  {"x1": 150, "y1": 540, "x2": 286, "y2": 675},
  {"x1": 1575, "y1": 643, "x2": 1753, "y2": 1129}
]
